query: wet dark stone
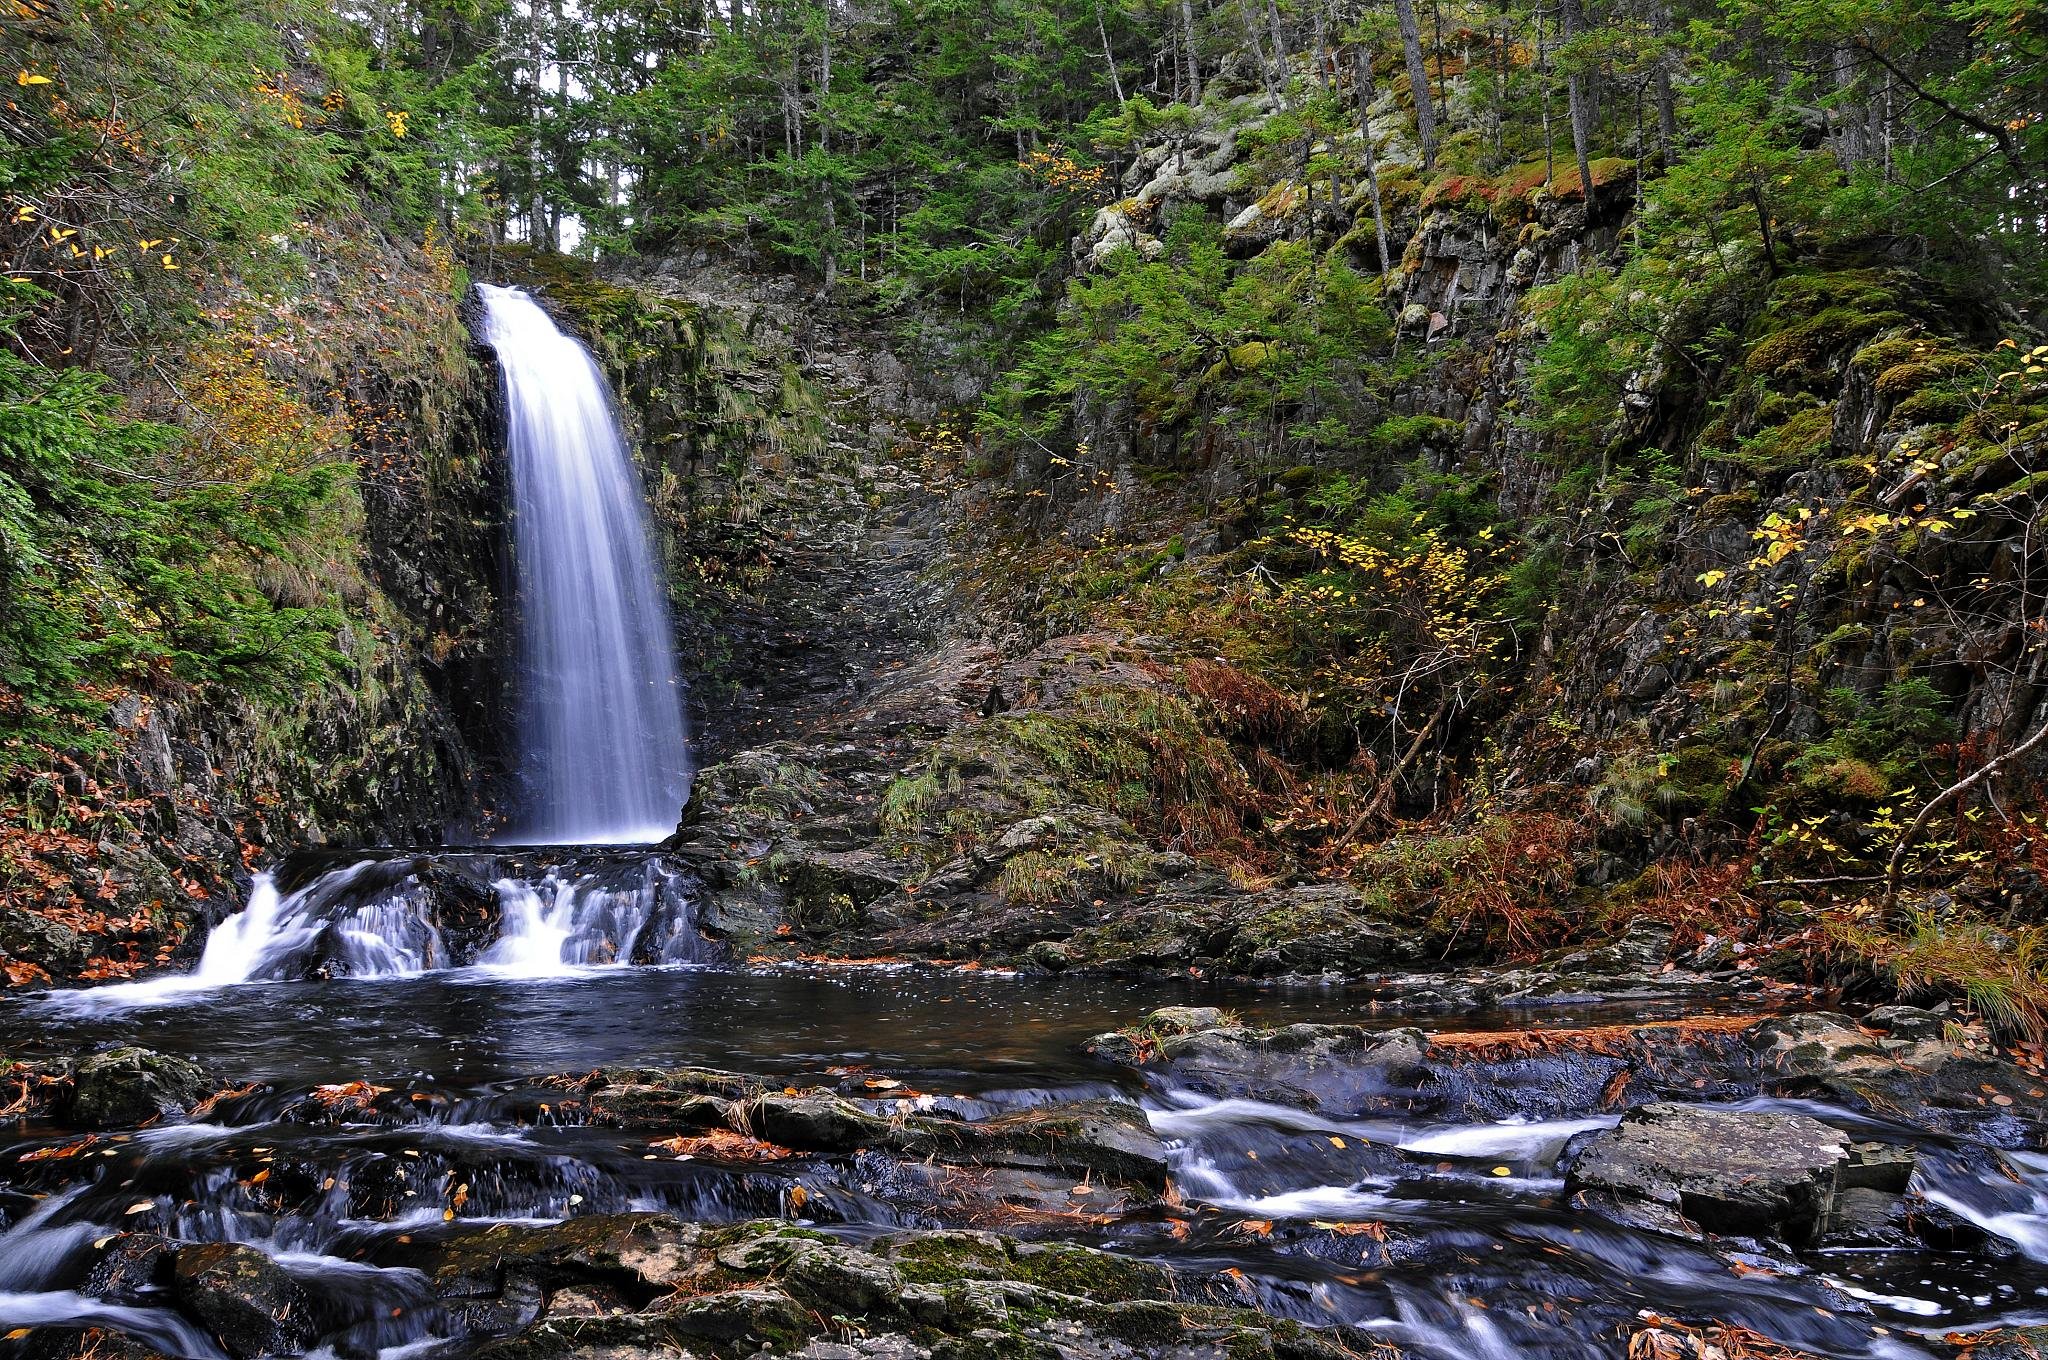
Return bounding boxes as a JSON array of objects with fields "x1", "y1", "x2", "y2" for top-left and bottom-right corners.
[
  {"x1": 1565, "y1": 1102, "x2": 1851, "y2": 1242},
  {"x1": 1097, "y1": 1024, "x2": 1435, "y2": 1117},
  {"x1": 173, "y1": 1241, "x2": 320, "y2": 1359},
  {"x1": 0, "y1": 1327, "x2": 173, "y2": 1360},
  {"x1": 910, "y1": 1099, "x2": 1168, "y2": 1188},
  {"x1": 82, "y1": 1232, "x2": 178, "y2": 1305},
  {"x1": 416, "y1": 1212, "x2": 698, "y2": 1301},
  {"x1": 744, "y1": 1092, "x2": 896, "y2": 1151},
  {"x1": 0, "y1": 907, "x2": 89, "y2": 976},
  {"x1": 65, "y1": 1047, "x2": 211, "y2": 1128}
]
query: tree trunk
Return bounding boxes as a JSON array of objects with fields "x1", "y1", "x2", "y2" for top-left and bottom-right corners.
[
  {"x1": 1886, "y1": 712, "x2": 2048, "y2": 909},
  {"x1": 1537, "y1": 2, "x2": 1555, "y2": 187},
  {"x1": 1355, "y1": 41, "x2": 1393, "y2": 279},
  {"x1": 1832, "y1": 43, "x2": 1864, "y2": 167},
  {"x1": 1095, "y1": 0, "x2": 1126, "y2": 105},
  {"x1": 1556, "y1": 0, "x2": 1594, "y2": 204},
  {"x1": 1264, "y1": 0, "x2": 1292, "y2": 100},
  {"x1": 1237, "y1": 0, "x2": 1281, "y2": 103},
  {"x1": 1180, "y1": 0, "x2": 1203, "y2": 103},
  {"x1": 1651, "y1": 0, "x2": 1677, "y2": 158},
  {"x1": 1392, "y1": 0, "x2": 1436, "y2": 169},
  {"x1": 1750, "y1": 179, "x2": 1780, "y2": 275},
  {"x1": 818, "y1": 4, "x2": 836, "y2": 292}
]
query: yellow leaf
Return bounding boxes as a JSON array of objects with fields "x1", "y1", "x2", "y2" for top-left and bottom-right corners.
[
  {"x1": 16, "y1": 70, "x2": 51, "y2": 85},
  {"x1": 138, "y1": 239, "x2": 162, "y2": 249},
  {"x1": 161, "y1": 254, "x2": 178, "y2": 269}
]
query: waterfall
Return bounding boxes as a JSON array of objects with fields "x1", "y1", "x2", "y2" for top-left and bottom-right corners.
[
  {"x1": 478, "y1": 284, "x2": 691, "y2": 844},
  {"x1": 45, "y1": 854, "x2": 710, "y2": 1008}
]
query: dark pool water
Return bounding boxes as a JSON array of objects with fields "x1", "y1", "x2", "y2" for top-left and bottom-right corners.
[{"x1": 0, "y1": 962, "x2": 1743, "y2": 1088}]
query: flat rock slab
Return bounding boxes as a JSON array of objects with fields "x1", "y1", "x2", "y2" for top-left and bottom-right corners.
[{"x1": 1566, "y1": 1102, "x2": 1850, "y2": 1241}]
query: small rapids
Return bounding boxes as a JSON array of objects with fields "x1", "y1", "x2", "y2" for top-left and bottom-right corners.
[
  {"x1": 3, "y1": 972, "x2": 2046, "y2": 1360},
  {"x1": 1146, "y1": 1089, "x2": 2048, "y2": 1359}
]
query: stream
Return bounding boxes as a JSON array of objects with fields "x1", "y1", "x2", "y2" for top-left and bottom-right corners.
[{"x1": 0, "y1": 854, "x2": 2044, "y2": 1359}]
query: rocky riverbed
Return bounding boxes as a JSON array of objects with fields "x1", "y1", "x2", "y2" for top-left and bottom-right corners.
[{"x1": 4, "y1": 983, "x2": 2045, "y2": 1360}]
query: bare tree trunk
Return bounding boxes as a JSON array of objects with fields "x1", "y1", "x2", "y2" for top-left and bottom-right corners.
[
  {"x1": 1886, "y1": 713, "x2": 2048, "y2": 907},
  {"x1": 1429, "y1": 0, "x2": 1447, "y2": 110},
  {"x1": 1556, "y1": 0, "x2": 1594, "y2": 202},
  {"x1": 1750, "y1": 178, "x2": 1780, "y2": 275},
  {"x1": 1537, "y1": 3, "x2": 1555, "y2": 186},
  {"x1": 1264, "y1": 0, "x2": 1292, "y2": 99},
  {"x1": 1392, "y1": 0, "x2": 1436, "y2": 169},
  {"x1": 1832, "y1": 43, "x2": 1865, "y2": 167},
  {"x1": 1237, "y1": 0, "x2": 1282, "y2": 103},
  {"x1": 1311, "y1": 3, "x2": 1331, "y2": 90},
  {"x1": 1336, "y1": 699, "x2": 1451, "y2": 846},
  {"x1": 1651, "y1": 0, "x2": 1677, "y2": 158},
  {"x1": 1181, "y1": 0, "x2": 1203, "y2": 102},
  {"x1": 1095, "y1": 0, "x2": 1126, "y2": 105},
  {"x1": 1355, "y1": 40, "x2": 1393, "y2": 279},
  {"x1": 818, "y1": 3, "x2": 836, "y2": 291}
]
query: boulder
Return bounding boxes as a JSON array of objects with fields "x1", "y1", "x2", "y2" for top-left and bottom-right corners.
[
  {"x1": 742, "y1": 1091, "x2": 896, "y2": 1151},
  {"x1": 83, "y1": 1232, "x2": 178, "y2": 1305},
  {"x1": 1566, "y1": 1103, "x2": 1851, "y2": 1241},
  {"x1": 1094, "y1": 1023, "x2": 1434, "y2": 1118},
  {"x1": 1752, "y1": 1013, "x2": 2048, "y2": 1146},
  {"x1": 422, "y1": 1213, "x2": 700, "y2": 1300},
  {"x1": 173, "y1": 1242, "x2": 319, "y2": 1359},
  {"x1": 1139, "y1": 1005, "x2": 1227, "y2": 1036},
  {"x1": 0, "y1": 907, "x2": 89, "y2": 976},
  {"x1": 66, "y1": 1047, "x2": 211, "y2": 1127},
  {"x1": 915, "y1": 1099, "x2": 1168, "y2": 1188}
]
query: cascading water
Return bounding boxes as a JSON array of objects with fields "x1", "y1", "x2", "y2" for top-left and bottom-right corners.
[
  {"x1": 478, "y1": 284, "x2": 691, "y2": 844},
  {"x1": 48, "y1": 852, "x2": 709, "y2": 1009}
]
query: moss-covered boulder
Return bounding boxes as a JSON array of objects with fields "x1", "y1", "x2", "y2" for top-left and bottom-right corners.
[{"x1": 65, "y1": 1047, "x2": 211, "y2": 1128}]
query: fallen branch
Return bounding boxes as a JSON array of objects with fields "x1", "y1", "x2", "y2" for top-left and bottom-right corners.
[{"x1": 1334, "y1": 699, "x2": 1451, "y2": 848}]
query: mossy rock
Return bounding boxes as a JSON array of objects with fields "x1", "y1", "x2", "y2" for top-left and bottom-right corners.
[
  {"x1": 66, "y1": 1047, "x2": 211, "y2": 1128},
  {"x1": 1874, "y1": 353, "x2": 1976, "y2": 401},
  {"x1": 1746, "y1": 306, "x2": 1906, "y2": 384},
  {"x1": 1849, "y1": 335, "x2": 1929, "y2": 375},
  {"x1": 1797, "y1": 755, "x2": 1890, "y2": 801},
  {"x1": 1548, "y1": 156, "x2": 1635, "y2": 201},
  {"x1": 1891, "y1": 387, "x2": 1971, "y2": 426},
  {"x1": 1731, "y1": 403, "x2": 1835, "y2": 470}
]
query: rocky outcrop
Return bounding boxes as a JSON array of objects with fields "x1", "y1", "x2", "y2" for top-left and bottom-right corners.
[
  {"x1": 65, "y1": 1046, "x2": 212, "y2": 1128},
  {"x1": 1752, "y1": 1011, "x2": 2048, "y2": 1145},
  {"x1": 1565, "y1": 1103, "x2": 1856, "y2": 1241},
  {"x1": 2, "y1": 240, "x2": 505, "y2": 992},
  {"x1": 442, "y1": 1218, "x2": 1370, "y2": 1360}
]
